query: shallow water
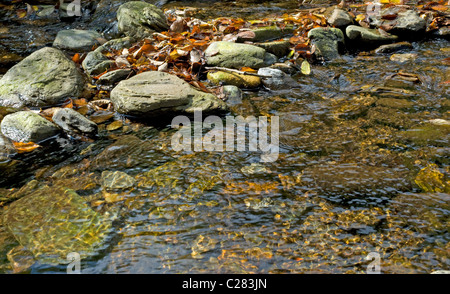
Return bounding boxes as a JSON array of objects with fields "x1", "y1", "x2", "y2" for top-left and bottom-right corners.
[{"x1": 0, "y1": 1, "x2": 449, "y2": 274}]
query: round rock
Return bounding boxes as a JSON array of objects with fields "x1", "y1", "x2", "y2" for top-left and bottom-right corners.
[
  {"x1": 1, "y1": 111, "x2": 60, "y2": 143},
  {"x1": 53, "y1": 29, "x2": 104, "y2": 52},
  {"x1": 0, "y1": 47, "x2": 84, "y2": 108},
  {"x1": 110, "y1": 71, "x2": 227, "y2": 116},
  {"x1": 117, "y1": 1, "x2": 169, "y2": 40}
]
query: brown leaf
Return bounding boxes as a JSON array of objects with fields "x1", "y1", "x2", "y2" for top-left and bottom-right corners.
[{"x1": 89, "y1": 111, "x2": 114, "y2": 124}]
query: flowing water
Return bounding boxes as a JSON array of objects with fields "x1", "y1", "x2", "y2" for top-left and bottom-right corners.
[{"x1": 0, "y1": 0, "x2": 449, "y2": 274}]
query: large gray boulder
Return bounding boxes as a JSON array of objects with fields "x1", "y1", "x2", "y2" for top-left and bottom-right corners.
[
  {"x1": 0, "y1": 47, "x2": 84, "y2": 108},
  {"x1": 53, "y1": 29, "x2": 103, "y2": 52},
  {"x1": 1, "y1": 111, "x2": 60, "y2": 143},
  {"x1": 204, "y1": 41, "x2": 277, "y2": 69},
  {"x1": 307, "y1": 27, "x2": 344, "y2": 61},
  {"x1": 117, "y1": 1, "x2": 169, "y2": 39},
  {"x1": 110, "y1": 71, "x2": 227, "y2": 116}
]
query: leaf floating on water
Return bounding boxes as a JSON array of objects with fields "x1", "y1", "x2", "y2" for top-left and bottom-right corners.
[
  {"x1": 89, "y1": 111, "x2": 114, "y2": 124},
  {"x1": 12, "y1": 141, "x2": 40, "y2": 153},
  {"x1": 301, "y1": 60, "x2": 311, "y2": 75}
]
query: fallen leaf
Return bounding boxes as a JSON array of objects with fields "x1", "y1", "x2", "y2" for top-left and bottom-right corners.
[
  {"x1": 89, "y1": 111, "x2": 114, "y2": 124},
  {"x1": 301, "y1": 60, "x2": 311, "y2": 75},
  {"x1": 12, "y1": 141, "x2": 40, "y2": 153},
  {"x1": 72, "y1": 53, "x2": 81, "y2": 63},
  {"x1": 240, "y1": 67, "x2": 257, "y2": 73},
  {"x1": 431, "y1": 5, "x2": 449, "y2": 11}
]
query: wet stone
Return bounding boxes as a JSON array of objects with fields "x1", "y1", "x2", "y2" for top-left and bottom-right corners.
[
  {"x1": 1, "y1": 111, "x2": 60, "y2": 143},
  {"x1": 2, "y1": 185, "x2": 112, "y2": 265},
  {"x1": 307, "y1": 27, "x2": 344, "y2": 61},
  {"x1": 52, "y1": 108, "x2": 98, "y2": 138},
  {"x1": 374, "y1": 42, "x2": 413, "y2": 54},
  {"x1": 399, "y1": 123, "x2": 450, "y2": 147},
  {"x1": 53, "y1": 29, "x2": 103, "y2": 52}
]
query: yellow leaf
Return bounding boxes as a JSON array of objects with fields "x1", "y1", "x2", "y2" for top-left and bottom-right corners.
[
  {"x1": 355, "y1": 14, "x2": 365, "y2": 22},
  {"x1": 301, "y1": 60, "x2": 311, "y2": 75}
]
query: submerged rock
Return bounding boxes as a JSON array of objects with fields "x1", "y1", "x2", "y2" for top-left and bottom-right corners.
[
  {"x1": 205, "y1": 41, "x2": 277, "y2": 69},
  {"x1": 1, "y1": 111, "x2": 60, "y2": 143},
  {"x1": 52, "y1": 108, "x2": 98, "y2": 138},
  {"x1": 414, "y1": 164, "x2": 449, "y2": 193},
  {"x1": 117, "y1": 1, "x2": 169, "y2": 40},
  {"x1": 53, "y1": 29, "x2": 103, "y2": 52},
  {"x1": 2, "y1": 185, "x2": 112, "y2": 265},
  {"x1": 257, "y1": 67, "x2": 300, "y2": 90},
  {"x1": 388, "y1": 192, "x2": 449, "y2": 234},
  {"x1": 399, "y1": 123, "x2": 450, "y2": 147},
  {"x1": 374, "y1": 41, "x2": 413, "y2": 54},
  {"x1": 136, "y1": 154, "x2": 221, "y2": 199},
  {"x1": 300, "y1": 164, "x2": 412, "y2": 203},
  {"x1": 90, "y1": 135, "x2": 163, "y2": 170},
  {"x1": 307, "y1": 27, "x2": 344, "y2": 61},
  {"x1": 101, "y1": 170, "x2": 136, "y2": 190},
  {"x1": 110, "y1": 71, "x2": 227, "y2": 116},
  {"x1": 222, "y1": 85, "x2": 243, "y2": 106},
  {"x1": 390, "y1": 53, "x2": 417, "y2": 63},
  {"x1": 0, "y1": 47, "x2": 84, "y2": 108}
]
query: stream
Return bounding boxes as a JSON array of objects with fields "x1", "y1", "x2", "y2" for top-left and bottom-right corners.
[{"x1": 0, "y1": 0, "x2": 449, "y2": 274}]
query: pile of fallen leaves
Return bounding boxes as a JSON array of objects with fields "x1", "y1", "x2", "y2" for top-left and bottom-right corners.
[{"x1": 73, "y1": 1, "x2": 448, "y2": 91}]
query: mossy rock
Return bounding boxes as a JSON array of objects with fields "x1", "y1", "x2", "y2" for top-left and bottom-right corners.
[
  {"x1": 0, "y1": 111, "x2": 60, "y2": 143},
  {"x1": 2, "y1": 185, "x2": 112, "y2": 265},
  {"x1": 207, "y1": 71, "x2": 261, "y2": 88},
  {"x1": 250, "y1": 25, "x2": 294, "y2": 42},
  {"x1": 117, "y1": 1, "x2": 169, "y2": 40},
  {"x1": 307, "y1": 27, "x2": 345, "y2": 61},
  {"x1": 0, "y1": 47, "x2": 84, "y2": 108},
  {"x1": 205, "y1": 41, "x2": 277, "y2": 69},
  {"x1": 255, "y1": 40, "x2": 291, "y2": 58}
]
